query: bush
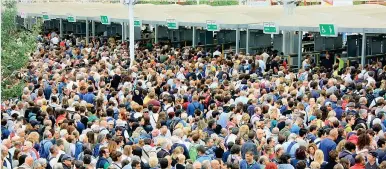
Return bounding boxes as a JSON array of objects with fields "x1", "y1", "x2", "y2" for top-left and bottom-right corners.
[{"x1": 1, "y1": 0, "x2": 41, "y2": 100}]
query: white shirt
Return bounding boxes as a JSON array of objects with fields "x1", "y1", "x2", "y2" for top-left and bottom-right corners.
[{"x1": 51, "y1": 37, "x2": 59, "y2": 45}]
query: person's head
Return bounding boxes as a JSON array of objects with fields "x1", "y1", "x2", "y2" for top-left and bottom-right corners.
[
  {"x1": 344, "y1": 141, "x2": 356, "y2": 153},
  {"x1": 110, "y1": 150, "x2": 122, "y2": 162},
  {"x1": 355, "y1": 155, "x2": 365, "y2": 165},
  {"x1": 367, "y1": 151, "x2": 378, "y2": 163},
  {"x1": 99, "y1": 147, "x2": 110, "y2": 158},
  {"x1": 265, "y1": 162, "x2": 278, "y2": 169},
  {"x1": 279, "y1": 154, "x2": 291, "y2": 164},
  {"x1": 25, "y1": 156, "x2": 34, "y2": 167},
  {"x1": 131, "y1": 160, "x2": 141, "y2": 169},
  {"x1": 159, "y1": 158, "x2": 169, "y2": 169},
  {"x1": 149, "y1": 156, "x2": 159, "y2": 168},
  {"x1": 310, "y1": 162, "x2": 321, "y2": 169},
  {"x1": 295, "y1": 146, "x2": 307, "y2": 160},
  {"x1": 296, "y1": 160, "x2": 307, "y2": 169},
  {"x1": 245, "y1": 151, "x2": 255, "y2": 162},
  {"x1": 193, "y1": 161, "x2": 202, "y2": 169},
  {"x1": 328, "y1": 150, "x2": 339, "y2": 162},
  {"x1": 62, "y1": 155, "x2": 73, "y2": 167},
  {"x1": 333, "y1": 164, "x2": 344, "y2": 169},
  {"x1": 314, "y1": 150, "x2": 324, "y2": 164},
  {"x1": 211, "y1": 159, "x2": 221, "y2": 169},
  {"x1": 329, "y1": 128, "x2": 338, "y2": 140}
]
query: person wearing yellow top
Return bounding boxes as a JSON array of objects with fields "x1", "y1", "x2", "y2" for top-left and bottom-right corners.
[
  {"x1": 336, "y1": 54, "x2": 345, "y2": 72},
  {"x1": 345, "y1": 114, "x2": 356, "y2": 133}
]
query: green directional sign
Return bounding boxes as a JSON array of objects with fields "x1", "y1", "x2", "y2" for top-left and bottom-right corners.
[
  {"x1": 67, "y1": 15, "x2": 76, "y2": 23},
  {"x1": 100, "y1": 15, "x2": 110, "y2": 25},
  {"x1": 134, "y1": 19, "x2": 142, "y2": 27},
  {"x1": 263, "y1": 22, "x2": 279, "y2": 34},
  {"x1": 319, "y1": 24, "x2": 337, "y2": 37},
  {"x1": 166, "y1": 19, "x2": 178, "y2": 29},
  {"x1": 206, "y1": 20, "x2": 219, "y2": 32},
  {"x1": 42, "y1": 12, "x2": 50, "y2": 21}
]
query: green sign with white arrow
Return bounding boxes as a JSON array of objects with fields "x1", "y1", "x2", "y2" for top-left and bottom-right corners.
[
  {"x1": 67, "y1": 15, "x2": 76, "y2": 23},
  {"x1": 134, "y1": 18, "x2": 142, "y2": 27},
  {"x1": 166, "y1": 19, "x2": 178, "y2": 29},
  {"x1": 319, "y1": 24, "x2": 337, "y2": 37},
  {"x1": 263, "y1": 22, "x2": 279, "y2": 34},
  {"x1": 42, "y1": 12, "x2": 50, "y2": 21},
  {"x1": 206, "y1": 20, "x2": 219, "y2": 31},
  {"x1": 100, "y1": 15, "x2": 110, "y2": 25}
]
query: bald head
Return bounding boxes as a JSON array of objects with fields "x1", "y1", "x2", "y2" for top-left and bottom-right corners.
[
  {"x1": 211, "y1": 160, "x2": 220, "y2": 169},
  {"x1": 100, "y1": 120, "x2": 108, "y2": 128},
  {"x1": 25, "y1": 156, "x2": 34, "y2": 167},
  {"x1": 193, "y1": 162, "x2": 202, "y2": 169},
  {"x1": 329, "y1": 128, "x2": 338, "y2": 140},
  {"x1": 3, "y1": 139, "x2": 11, "y2": 148}
]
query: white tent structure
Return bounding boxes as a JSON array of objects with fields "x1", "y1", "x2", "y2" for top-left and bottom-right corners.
[{"x1": 18, "y1": 2, "x2": 386, "y2": 67}]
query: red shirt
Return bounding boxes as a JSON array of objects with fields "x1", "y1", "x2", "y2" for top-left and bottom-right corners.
[{"x1": 350, "y1": 164, "x2": 365, "y2": 169}]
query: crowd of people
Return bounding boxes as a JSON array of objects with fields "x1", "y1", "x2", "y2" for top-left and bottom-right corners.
[{"x1": 2, "y1": 29, "x2": 386, "y2": 169}]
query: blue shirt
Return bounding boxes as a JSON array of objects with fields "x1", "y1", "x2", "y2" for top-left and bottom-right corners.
[
  {"x1": 218, "y1": 112, "x2": 230, "y2": 128},
  {"x1": 334, "y1": 107, "x2": 344, "y2": 120},
  {"x1": 196, "y1": 155, "x2": 213, "y2": 163},
  {"x1": 319, "y1": 138, "x2": 337, "y2": 161},
  {"x1": 240, "y1": 160, "x2": 261, "y2": 169},
  {"x1": 83, "y1": 92, "x2": 95, "y2": 104},
  {"x1": 290, "y1": 124, "x2": 300, "y2": 135},
  {"x1": 187, "y1": 101, "x2": 204, "y2": 117}
]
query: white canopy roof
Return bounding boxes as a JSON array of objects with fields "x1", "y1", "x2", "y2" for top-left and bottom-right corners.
[{"x1": 17, "y1": 2, "x2": 386, "y2": 33}]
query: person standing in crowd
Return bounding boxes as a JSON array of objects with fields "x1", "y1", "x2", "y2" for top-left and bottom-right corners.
[{"x1": 4, "y1": 30, "x2": 386, "y2": 169}]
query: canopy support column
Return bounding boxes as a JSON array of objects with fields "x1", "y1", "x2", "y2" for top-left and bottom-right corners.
[
  {"x1": 85, "y1": 19, "x2": 89, "y2": 45},
  {"x1": 91, "y1": 20, "x2": 95, "y2": 38},
  {"x1": 59, "y1": 18, "x2": 63, "y2": 39},
  {"x1": 122, "y1": 22, "x2": 125, "y2": 42},
  {"x1": 298, "y1": 31, "x2": 302, "y2": 69},
  {"x1": 192, "y1": 26, "x2": 196, "y2": 48},
  {"x1": 282, "y1": 31, "x2": 287, "y2": 55},
  {"x1": 236, "y1": 28, "x2": 240, "y2": 54},
  {"x1": 361, "y1": 33, "x2": 366, "y2": 66},
  {"x1": 154, "y1": 24, "x2": 158, "y2": 44},
  {"x1": 246, "y1": 28, "x2": 250, "y2": 55}
]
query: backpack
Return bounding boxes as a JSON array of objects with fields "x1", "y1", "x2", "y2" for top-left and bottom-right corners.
[
  {"x1": 74, "y1": 141, "x2": 83, "y2": 160},
  {"x1": 39, "y1": 140, "x2": 51, "y2": 159},
  {"x1": 169, "y1": 118, "x2": 182, "y2": 132},
  {"x1": 93, "y1": 143, "x2": 101, "y2": 157},
  {"x1": 46, "y1": 156, "x2": 55, "y2": 169},
  {"x1": 189, "y1": 143, "x2": 200, "y2": 161},
  {"x1": 286, "y1": 141, "x2": 297, "y2": 155}
]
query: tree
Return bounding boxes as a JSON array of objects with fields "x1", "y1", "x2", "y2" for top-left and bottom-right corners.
[{"x1": 1, "y1": 0, "x2": 42, "y2": 99}]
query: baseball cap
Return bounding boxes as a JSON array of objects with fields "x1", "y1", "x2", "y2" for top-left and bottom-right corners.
[
  {"x1": 309, "y1": 116, "x2": 317, "y2": 121},
  {"x1": 62, "y1": 154, "x2": 73, "y2": 161},
  {"x1": 369, "y1": 151, "x2": 378, "y2": 158}
]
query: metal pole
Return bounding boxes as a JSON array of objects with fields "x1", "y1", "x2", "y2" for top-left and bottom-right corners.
[
  {"x1": 298, "y1": 31, "x2": 302, "y2": 69},
  {"x1": 91, "y1": 20, "x2": 95, "y2": 38},
  {"x1": 361, "y1": 33, "x2": 366, "y2": 66},
  {"x1": 129, "y1": 1, "x2": 135, "y2": 68},
  {"x1": 246, "y1": 28, "x2": 250, "y2": 55},
  {"x1": 85, "y1": 19, "x2": 89, "y2": 45},
  {"x1": 154, "y1": 24, "x2": 158, "y2": 44},
  {"x1": 59, "y1": 18, "x2": 63, "y2": 39},
  {"x1": 122, "y1": 22, "x2": 125, "y2": 42},
  {"x1": 192, "y1": 26, "x2": 196, "y2": 48},
  {"x1": 282, "y1": 31, "x2": 287, "y2": 55},
  {"x1": 236, "y1": 28, "x2": 240, "y2": 54}
]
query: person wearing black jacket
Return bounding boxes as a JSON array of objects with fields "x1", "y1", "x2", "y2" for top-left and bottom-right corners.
[{"x1": 321, "y1": 54, "x2": 334, "y2": 72}]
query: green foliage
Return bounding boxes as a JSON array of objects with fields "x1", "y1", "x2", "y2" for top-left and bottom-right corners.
[{"x1": 1, "y1": 0, "x2": 42, "y2": 100}]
